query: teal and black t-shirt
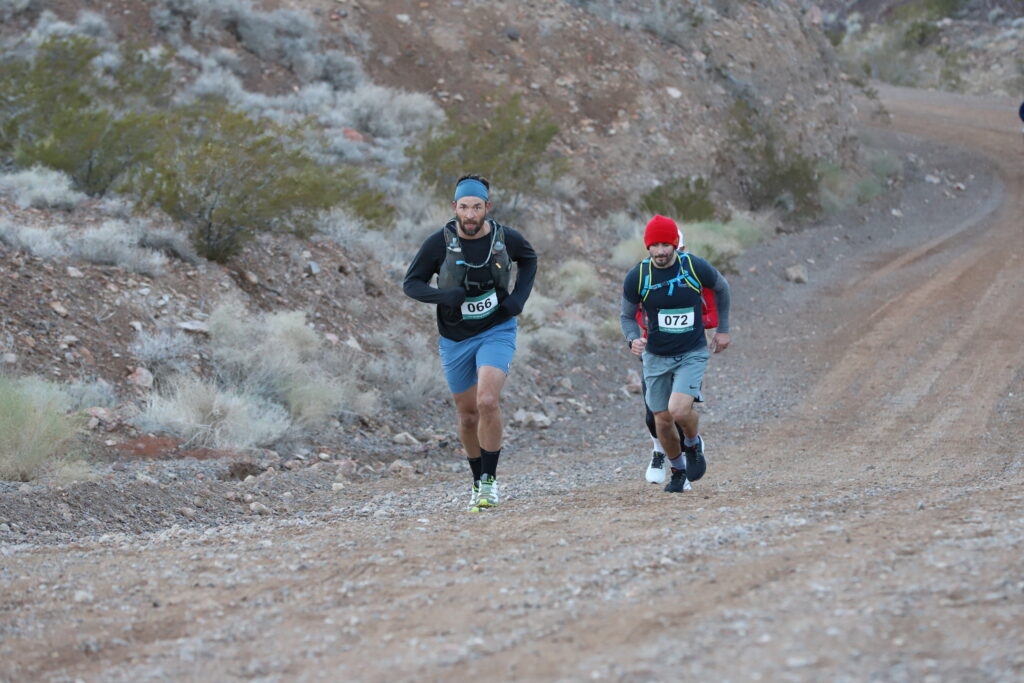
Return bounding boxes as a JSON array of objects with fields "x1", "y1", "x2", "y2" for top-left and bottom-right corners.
[{"x1": 622, "y1": 253, "x2": 721, "y2": 356}]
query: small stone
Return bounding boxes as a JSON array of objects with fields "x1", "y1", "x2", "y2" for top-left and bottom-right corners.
[
  {"x1": 249, "y1": 502, "x2": 271, "y2": 515},
  {"x1": 50, "y1": 301, "x2": 69, "y2": 317},
  {"x1": 392, "y1": 432, "x2": 420, "y2": 446},
  {"x1": 127, "y1": 366, "x2": 154, "y2": 389},
  {"x1": 66, "y1": 266, "x2": 85, "y2": 278},
  {"x1": 332, "y1": 482, "x2": 346, "y2": 492},
  {"x1": 179, "y1": 507, "x2": 196, "y2": 519},
  {"x1": 176, "y1": 320, "x2": 210, "y2": 334},
  {"x1": 784, "y1": 264, "x2": 808, "y2": 284},
  {"x1": 317, "y1": 452, "x2": 331, "y2": 462},
  {"x1": 388, "y1": 459, "x2": 415, "y2": 476}
]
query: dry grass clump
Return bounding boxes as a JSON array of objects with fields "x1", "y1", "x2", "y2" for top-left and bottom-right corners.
[{"x1": 0, "y1": 375, "x2": 78, "y2": 482}]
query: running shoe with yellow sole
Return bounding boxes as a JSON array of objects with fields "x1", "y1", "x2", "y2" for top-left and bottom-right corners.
[{"x1": 475, "y1": 474, "x2": 499, "y2": 510}]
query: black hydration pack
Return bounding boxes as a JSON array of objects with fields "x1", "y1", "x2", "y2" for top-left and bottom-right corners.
[{"x1": 436, "y1": 218, "x2": 513, "y2": 293}]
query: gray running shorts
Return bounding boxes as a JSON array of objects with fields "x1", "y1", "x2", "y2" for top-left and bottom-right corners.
[{"x1": 641, "y1": 347, "x2": 710, "y2": 413}]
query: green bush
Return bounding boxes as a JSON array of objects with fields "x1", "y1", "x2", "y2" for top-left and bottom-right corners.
[
  {"x1": 1, "y1": 36, "x2": 173, "y2": 196},
  {"x1": 639, "y1": 176, "x2": 717, "y2": 223},
  {"x1": 890, "y1": 0, "x2": 966, "y2": 22},
  {"x1": 725, "y1": 101, "x2": 820, "y2": 220},
  {"x1": 0, "y1": 375, "x2": 77, "y2": 482},
  {"x1": 131, "y1": 99, "x2": 378, "y2": 261},
  {"x1": 903, "y1": 21, "x2": 941, "y2": 49},
  {"x1": 408, "y1": 94, "x2": 567, "y2": 216}
]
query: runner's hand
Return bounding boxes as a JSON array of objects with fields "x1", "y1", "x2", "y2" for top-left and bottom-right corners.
[
  {"x1": 630, "y1": 338, "x2": 647, "y2": 356},
  {"x1": 710, "y1": 332, "x2": 730, "y2": 353}
]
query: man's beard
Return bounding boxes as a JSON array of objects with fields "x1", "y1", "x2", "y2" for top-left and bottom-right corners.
[
  {"x1": 458, "y1": 216, "x2": 485, "y2": 236},
  {"x1": 652, "y1": 253, "x2": 675, "y2": 268}
]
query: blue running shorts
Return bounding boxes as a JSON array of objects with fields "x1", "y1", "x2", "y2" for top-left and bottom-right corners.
[
  {"x1": 438, "y1": 318, "x2": 518, "y2": 395},
  {"x1": 641, "y1": 347, "x2": 710, "y2": 413}
]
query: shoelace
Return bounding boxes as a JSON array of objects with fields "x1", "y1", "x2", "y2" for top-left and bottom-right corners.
[{"x1": 651, "y1": 453, "x2": 665, "y2": 468}]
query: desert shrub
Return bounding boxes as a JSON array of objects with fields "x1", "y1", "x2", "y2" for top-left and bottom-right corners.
[
  {"x1": 818, "y1": 149, "x2": 901, "y2": 216},
  {"x1": 204, "y1": 304, "x2": 374, "y2": 423},
  {"x1": 64, "y1": 378, "x2": 119, "y2": 409},
  {"x1": 0, "y1": 0, "x2": 35, "y2": 21},
  {"x1": 408, "y1": 94, "x2": 567, "y2": 217},
  {"x1": 362, "y1": 354, "x2": 445, "y2": 412},
  {"x1": 519, "y1": 326, "x2": 574, "y2": 359},
  {"x1": 0, "y1": 374, "x2": 77, "y2": 481},
  {"x1": 0, "y1": 221, "x2": 69, "y2": 259},
  {"x1": 639, "y1": 176, "x2": 717, "y2": 223},
  {"x1": 341, "y1": 84, "x2": 445, "y2": 139},
  {"x1": 138, "y1": 225, "x2": 201, "y2": 264},
  {"x1": 597, "y1": 315, "x2": 623, "y2": 342},
  {"x1": 1, "y1": 36, "x2": 173, "y2": 196},
  {"x1": 136, "y1": 377, "x2": 291, "y2": 450},
  {"x1": 551, "y1": 259, "x2": 602, "y2": 301},
  {"x1": 903, "y1": 20, "x2": 941, "y2": 49},
  {"x1": 725, "y1": 100, "x2": 820, "y2": 220},
  {"x1": 516, "y1": 292, "x2": 556, "y2": 334},
  {"x1": 130, "y1": 99, "x2": 381, "y2": 261},
  {"x1": 610, "y1": 237, "x2": 649, "y2": 269},
  {"x1": 0, "y1": 166, "x2": 86, "y2": 209},
  {"x1": 575, "y1": 0, "x2": 703, "y2": 46},
  {"x1": 890, "y1": 0, "x2": 967, "y2": 22},
  {"x1": 683, "y1": 218, "x2": 764, "y2": 273},
  {"x1": 68, "y1": 220, "x2": 169, "y2": 276},
  {"x1": 130, "y1": 328, "x2": 195, "y2": 386}
]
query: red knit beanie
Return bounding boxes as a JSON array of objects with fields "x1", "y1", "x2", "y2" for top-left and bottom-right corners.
[{"x1": 644, "y1": 215, "x2": 679, "y2": 248}]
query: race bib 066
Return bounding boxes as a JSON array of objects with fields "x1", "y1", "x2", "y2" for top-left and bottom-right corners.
[
  {"x1": 658, "y1": 307, "x2": 695, "y2": 333},
  {"x1": 461, "y1": 290, "x2": 498, "y2": 320}
]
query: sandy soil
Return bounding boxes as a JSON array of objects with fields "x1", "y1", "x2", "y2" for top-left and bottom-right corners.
[{"x1": 1, "y1": 86, "x2": 1022, "y2": 682}]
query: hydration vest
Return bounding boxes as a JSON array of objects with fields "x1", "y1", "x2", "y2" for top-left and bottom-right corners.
[
  {"x1": 636, "y1": 251, "x2": 718, "y2": 330},
  {"x1": 437, "y1": 219, "x2": 513, "y2": 293}
]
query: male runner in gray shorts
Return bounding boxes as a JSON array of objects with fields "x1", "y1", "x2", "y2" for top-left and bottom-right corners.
[{"x1": 621, "y1": 215, "x2": 732, "y2": 492}]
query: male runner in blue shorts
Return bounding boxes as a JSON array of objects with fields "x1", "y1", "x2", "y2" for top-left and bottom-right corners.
[
  {"x1": 403, "y1": 174, "x2": 538, "y2": 511},
  {"x1": 621, "y1": 215, "x2": 731, "y2": 492}
]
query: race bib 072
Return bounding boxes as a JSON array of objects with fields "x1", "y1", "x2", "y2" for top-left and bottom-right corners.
[
  {"x1": 658, "y1": 307, "x2": 695, "y2": 333},
  {"x1": 461, "y1": 290, "x2": 498, "y2": 320}
]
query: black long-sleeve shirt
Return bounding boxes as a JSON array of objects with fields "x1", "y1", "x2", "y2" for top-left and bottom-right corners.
[{"x1": 403, "y1": 219, "x2": 537, "y2": 341}]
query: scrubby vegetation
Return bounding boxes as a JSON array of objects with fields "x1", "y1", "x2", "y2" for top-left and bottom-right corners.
[
  {"x1": 408, "y1": 94, "x2": 567, "y2": 217},
  {"x1": 0, "y1": 375, "x2": 78, "y2": 482},
  {"x1": 723, "y1": 100, "x2": 821, "y2": 221}
]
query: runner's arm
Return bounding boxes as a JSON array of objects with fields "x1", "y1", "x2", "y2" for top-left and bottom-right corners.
[
  {"x1": 402, "y1": 231, "x2": 466, "y2": 308},
  {"x1": 620, "y1": 268, "x2": 643, "y2": 344},
  {"x1": 501, "y1": 230, "x2": 538, "y2": 315},
  {"x1": 711, "y1": 272, "x2": 730, "y2": 334}
]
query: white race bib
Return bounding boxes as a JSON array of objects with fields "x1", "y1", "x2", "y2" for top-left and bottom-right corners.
[
  {"x1": 461, "y1": 290, "x2": 498, "y2": 320},
  {"x1": 658, "y1": 307, "x2": 695, "y2": 333}
]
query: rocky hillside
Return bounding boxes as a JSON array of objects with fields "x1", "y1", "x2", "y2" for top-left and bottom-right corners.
[
  {"x1": 4, "y1": 0, "x2": 1005, "y2": 473},
  {"x1": 819, "y1": 0, "x2": 1024, "y2": 96}
]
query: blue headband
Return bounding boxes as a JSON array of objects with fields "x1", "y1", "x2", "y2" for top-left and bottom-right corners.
[{"x1": 454, "y1": 179, "x2": 488, "y2": 202}]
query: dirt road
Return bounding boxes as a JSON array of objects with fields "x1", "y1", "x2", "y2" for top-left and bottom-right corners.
[{"x1": 2, "y1": 87, "x2": 1022, "y2": 682}]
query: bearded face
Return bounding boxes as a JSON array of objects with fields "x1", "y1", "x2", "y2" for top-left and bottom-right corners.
[
  {"x1": 454, "y1": 197, "x2": 489, "y2": 238},
  {"x1": 648, "y1": 243, "x2": 677, "y2": 268}
]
